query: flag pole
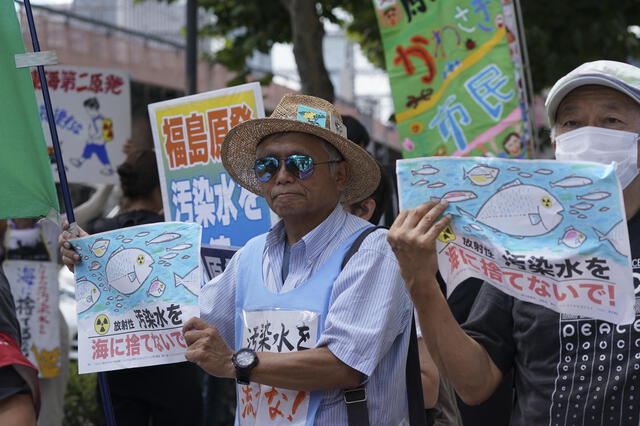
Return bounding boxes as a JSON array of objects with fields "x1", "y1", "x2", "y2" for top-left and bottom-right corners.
[
  {"x1": 20, "y1": 2, "x2": 116, "y2": 425},
  {"x1": 21, "y1": 0, "x2": 75, "y2": 226}
]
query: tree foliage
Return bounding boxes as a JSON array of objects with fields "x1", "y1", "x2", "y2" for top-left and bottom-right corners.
[{"x1": 191, "y1": 0, "x2": 639, "y2": 98}]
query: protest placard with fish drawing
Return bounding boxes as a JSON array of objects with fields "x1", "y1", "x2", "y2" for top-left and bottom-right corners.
[
  {"x1": 397, "y1": 157, "x2": 634, "y2": 324},
  {"x1": 71, "y1": 222, "x2": 202, "y2": 373}
]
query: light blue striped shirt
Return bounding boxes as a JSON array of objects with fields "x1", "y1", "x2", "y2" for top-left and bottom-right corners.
[{"x1": 200, "y1": 205, "x2": 412, "y2": 425}]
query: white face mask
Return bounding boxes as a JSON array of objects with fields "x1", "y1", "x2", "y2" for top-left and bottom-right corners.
[{"x1": 555, "y1": 126, "x2": 640, "y2": 188}]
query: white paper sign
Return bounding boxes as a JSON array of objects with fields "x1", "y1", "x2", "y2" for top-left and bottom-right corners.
[
  {"x1": 3, "y1": 260, "x2": 61, "y2": 378},
  {"x1": 237, "y1": 310, "x2": 319, "y2": 425},
  {"x1": 33, "y1": 65, "x2": 131, "y2": 184}
]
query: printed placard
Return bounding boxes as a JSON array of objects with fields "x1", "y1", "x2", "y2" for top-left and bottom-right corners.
[
  {"x1": 237, "y1": 310, "x2": 319, "y2": 425},
  {"x1": 32, "y1": 65, "x2": 131, "y2": 184},
  {"x1": 3, "y1": 260, "x2": 61, "y2": 378},
  {"x1": 397, "y1": 157, "x2": 634, "y2": 324},
  {"x1": 200, "y1": 245, "x2": 238, "y2": 281},
  {"x1": 71, "y1": 222, "x2": 202, "y2": 373},
  {"x1": 148, "y1": 82, "x2": 274, "y2": 247}
]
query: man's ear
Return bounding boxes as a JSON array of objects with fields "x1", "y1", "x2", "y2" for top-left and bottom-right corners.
[
  {"x1": 334, "y1": 161, "x2": 349, "y2": 192},
  {"x1": 358, "y1": 198, "x2": 377, "y2": 223}
]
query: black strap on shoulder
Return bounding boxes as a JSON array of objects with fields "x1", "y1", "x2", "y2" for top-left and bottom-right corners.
[
  {"x1": 341, "y1": 225, "x2": 426, "y2": 425},
  {"x1": 340, "y1": 225, "x2": 385, "y2": 270}
]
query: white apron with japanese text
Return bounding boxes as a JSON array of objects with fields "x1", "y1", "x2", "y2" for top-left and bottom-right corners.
[{"x1": 234, "y1": 227, "x2": 368, "y2": 426}]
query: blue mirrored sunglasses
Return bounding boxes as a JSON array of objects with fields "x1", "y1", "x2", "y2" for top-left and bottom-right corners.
[{"x1": 254, "y1": 154, "x2": 340, "y2": 182}]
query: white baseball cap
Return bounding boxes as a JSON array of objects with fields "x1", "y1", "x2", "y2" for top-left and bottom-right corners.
[{"x1": 545, "y1": 60, "x2": 640, "y2": 126}]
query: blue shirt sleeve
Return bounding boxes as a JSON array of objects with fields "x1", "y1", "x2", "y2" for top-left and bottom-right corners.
[{"x1": 316, "y1": 229, "x2": 412, "y2": 377}]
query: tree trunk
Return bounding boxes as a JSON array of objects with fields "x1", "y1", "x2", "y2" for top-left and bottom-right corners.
[{"x1": 279, "y1": 0, "x2": 335, "y2": 103}]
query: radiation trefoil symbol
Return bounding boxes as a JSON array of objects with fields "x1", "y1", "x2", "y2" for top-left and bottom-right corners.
[
  {"x1": 438, "y1": 225, "x2": 456, "y2": 243},
  {"x1": 94, "y1": 314, "x2": 110, "y2": 335}
]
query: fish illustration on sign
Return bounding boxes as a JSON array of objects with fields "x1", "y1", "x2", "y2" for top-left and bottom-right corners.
[
  {"x1": 558, "y1": 226, "x2": 587, "y2": 248},
  {"x1": 507, "y1": 166, "x2": 520, "y2": 171},
  {"x1": 518, "y1": 172, "x2": 532, "y2": 178},
  {"x1": 174, "y1": 267, "x2": 200, "y2": 296},
  {"x1": 411, "y1": 178, "x2": 429, "y2": 186},
  {"x1": 146, "y1": 233, "x2": 181, "y2": 245},
  {"x1": 550, "y1": 175, "x2": 593, "y2": 188},
  {"x1": 105, "y1": 247, "x2": 154, "y2": 295},
  {"x1": 135, "y1": 231, "x2": 150, "y2": 238},
  {"x1": 534, "y1": 169, "x2": 553, "y2": 175},
  {"x1": 456, "y1": 180, "x2": 564, "y2": 237},
  {"x1": 90, "y1": 239, "x2": 110, "y2": 257},
  {"x1": 161, "y1": 253, "x2": 179, "y2": 260},
  {"x1": 576, "y1": 191, "x2": 611, "y2": 201},
  {"x1": 436, "y1": 191, "x2": 477, "y2": 203},
  {"x1": 463, "y1": 165, "x2": 499, "y2": 186},
  {"x1": 570, "y1": 202, "x2": 594, "y2": 211},
  {"x1": 76, "y1": 279, "x2": 101, "y2": 313},
  {"x1": 166, "y1": 244, "x2": 192, "y2": 252},
  {"x1": 89, "y1": 261, "x2": 101, "y2": 271},
  {"x1": 147, "y1": 278, "x2": 166, "y2": 297},
  {"x1": 411, "y1": 164, "x2": 440, "y2": 176},
  {"x1": 428, "y1": 181, "x2": 446, "y2": 188},
  {"x1": 593, "y1": 220, "x2": 629, "y2": 256}
]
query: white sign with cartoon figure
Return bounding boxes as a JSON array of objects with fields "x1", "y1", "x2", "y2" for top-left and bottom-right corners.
[
  {"x1": 71, "y1": 222, "x2": 201, "y2": 373},
  {"x1": 32, "y1": 65, "x2": 130, "y2": 184}
]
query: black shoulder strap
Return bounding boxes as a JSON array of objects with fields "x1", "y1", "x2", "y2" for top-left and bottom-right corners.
[
  {"x1": 341, "y1": 225, "x2": 426, "y2": 425},
  {"x1": 340, "y1": 225, "x2": 385, "y2": 270}
]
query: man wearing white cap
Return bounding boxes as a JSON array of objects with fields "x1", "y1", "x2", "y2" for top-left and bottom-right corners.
[
  {"x1": 182, "y1": 94, "x2": 412, "y2": 425},
  {"x1": 387, "y1": 60, "x2": 640, "y2": 426}
]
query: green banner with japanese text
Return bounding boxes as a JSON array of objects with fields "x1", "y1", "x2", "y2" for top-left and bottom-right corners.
[
  {"x1": 374, "y1": 0, "x2": 530, "y2": 159},
  {"x1": 0, "y1": 3, "x2": 59, "y2": 218}
]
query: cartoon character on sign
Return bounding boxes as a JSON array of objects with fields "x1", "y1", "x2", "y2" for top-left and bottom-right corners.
[
  {"x1": 457, "y1": 180, "x2": 564, "y2": 237},
  {"x1": 105, "y1": 247, "x2": 154, "y2": 295},
  {"x1": 70, "y1": 97, "x2": 114, "y2": 176},
  {"x1": 31, "y1": 345, "x2": 61, "y2": 378},
  {"x1": 378, "y1": 3, "x2": 402, "y2": 27},
  {"x1": 502, "y1": 132, "x2": 523, "y2": 158}
]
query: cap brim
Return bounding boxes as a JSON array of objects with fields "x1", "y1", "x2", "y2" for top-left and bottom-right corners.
[{"x1": 546, "y1": 74, "x2": 640, "y2": 126}]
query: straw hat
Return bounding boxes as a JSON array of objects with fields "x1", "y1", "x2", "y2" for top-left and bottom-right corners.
[{"x1": 221, "y1": 94, "x2": 380, "y2": 205}]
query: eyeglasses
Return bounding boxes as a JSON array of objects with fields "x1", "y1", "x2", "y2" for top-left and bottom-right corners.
[{"x1": 254, "y1": 154, "x2": 340, "y2": 182}]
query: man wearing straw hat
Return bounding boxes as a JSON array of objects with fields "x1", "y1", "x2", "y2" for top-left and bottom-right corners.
[
  {"x1": 387, "y1": 60, "x2": 640, "y2": 426},
  {"x1": 182, "y1": 94, "x2": 412, "y2": 425}
]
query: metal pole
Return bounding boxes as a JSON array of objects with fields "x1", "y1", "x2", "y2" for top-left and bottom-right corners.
[
  {"x1": 186, "y1": 0, "x2": 198, "y2": 95},
  {"x1": 513, "y1": 0, "x2": 538, "y2": 158}
]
